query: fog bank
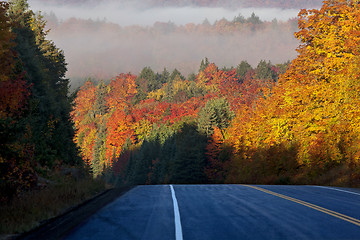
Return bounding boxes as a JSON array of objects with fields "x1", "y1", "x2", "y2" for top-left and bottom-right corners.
[
  {"x1": 24, "y1": 0, "x2": 302, "y2": 83},
  {"x1": 29, "y1": 0, "x2": 300, "y2": 26},
  {"x1": 48, "y1": 21, "x2": 299, "y2": 80}
]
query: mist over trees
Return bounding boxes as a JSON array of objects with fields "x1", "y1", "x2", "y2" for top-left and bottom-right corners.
[
  {"x1": 25, "y1": 0, "x2": 323, "y2": 88},
  {"x1": 72, "y1": 0, "x2": 360, "y2": 187},
  {"x1": 43, "y1": 11, "x2": 299, "y2": 89},
  {"x1": 72, "y1": 59, "x2": 287, "y2": 183}
]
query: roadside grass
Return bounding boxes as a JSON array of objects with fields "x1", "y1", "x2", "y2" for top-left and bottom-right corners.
[
  {"x1": 0, "y1": 172, "x2": 106, "y2": 235},
  {"x1": 291, "y1": 164, "x2": 358, "y2": 187},
  {"x1": 315, "y1": 166, "x2": 360, "y2": 188}
]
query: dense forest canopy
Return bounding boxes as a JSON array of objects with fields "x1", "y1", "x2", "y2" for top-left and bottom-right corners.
[
  {"x1": 24, "y1": 0, "x2": 323, "y2": 86},
  {"x1": 2, "y1": 0, "x2": 360, "y2": 207},
  {"x1": 45, "y1": 12, "x2": 299, "y2": 86}
]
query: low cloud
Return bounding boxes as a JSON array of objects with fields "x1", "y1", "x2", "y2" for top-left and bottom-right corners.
[{"x1": 49, "y1": 23, "x2": 299, "y2": 80}]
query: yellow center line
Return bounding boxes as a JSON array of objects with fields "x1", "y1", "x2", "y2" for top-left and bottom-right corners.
[{"x1": 242, "y1": 185, "x2": 360, "y2": 227}]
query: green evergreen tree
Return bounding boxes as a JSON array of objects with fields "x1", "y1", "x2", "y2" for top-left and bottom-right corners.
[
  {"x1": 275, "y1": 61, "x2": 291, "y2": 75},
  {"x1": 247, "y1": 12, "x2": 262, "y2": 24},
  {"x1": 131, "y1": 138, "x2": 161, "y2": 184},
  {"x1": 233, "y1": 14, "x2": 246, "y2": 23},
  {"x1": 255, "y1": 60, "x2": 276, "y2": 80},
  {"x1": 170, "y1": 123, "x2": 207, "y2": 183},
  {"x1": 8, "y1": 0, "x2": 80, "y2": 167},
  {"x1": 138, "y1": 66, "x2": 161, "y2": 92},
  {"x1": 133, "y1": 67, "x2": 157, "y2": 103},
  {"x1": 164, "y1": 81, "x2": 174, "y2": 102},
  {"x1": 94, "y1": 81, "x2": 108, "y2": 116},
  {"x1": 90, "y1": 81, "x2": 109, "y2": 176},
  {"x1": 156, "y1": 68, "x2": 170, "y2": 86},
  {"x1": 187, "y1": 73, "x2": 196, "y2": 82},
  {"x1": 154, "y1": 135, "x2": 176, "y2": 184},
  {"x1": 202, "y1": 18, "x2": 211, "y2": 26},
  {"x1": 124, "y1": 150, "x2": 136, "y2": 184},
  {"x1": 187, "y1": 81, "x2": 206, "y2": 99},
  {"x1": 236, "y1": 60, "x2": 252, "y2": 82},
  {"x1": 170, "y1": 68, "x2": 185, "y2": 81},
  {"x1": 92, "y1": 122, "x2": 107, "y2": 177},
  {"x1": 197, "y1": 98, "x2": 234, "y2": 137},
  {"x1": 197, "y1": 105, "x2": 217, "y2": 137}
]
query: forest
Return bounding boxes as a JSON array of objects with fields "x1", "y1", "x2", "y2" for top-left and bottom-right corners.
[
  {"x1": 71, "y1": 0, "x2": 360, "y2": 186},
  {"x1": 43, "y1": 8, "x2": 300, "y2": 87},
  {"x1": 1, "y1": 0, "x2": 360, "y2": 234},
  {"x1": 0, "y1": 0, "x2": 104, "y2": 233}
]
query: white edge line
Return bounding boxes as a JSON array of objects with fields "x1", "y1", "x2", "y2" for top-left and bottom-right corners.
[
  {"x1": 170, "y1": 185, "x2": 183, "y2": 240},
  {"x1": 314, "y1": 186, "x2": 360, "y2": 196}
]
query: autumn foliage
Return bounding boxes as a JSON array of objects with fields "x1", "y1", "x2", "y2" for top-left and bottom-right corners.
[
  {"x1": 72, "y1": 58, "x2": 284, "y2": 182},
  {"x1": 69, "y1": 0, "x2": 360, "y2": 186},
  {"x1": 226, "y1": 0, "x2": 360, "y2": 185}
]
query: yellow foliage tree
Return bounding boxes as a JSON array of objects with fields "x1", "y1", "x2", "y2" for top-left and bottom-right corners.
[{"x1": 226, "y1": 0, "x2": 360, "y2": 184}]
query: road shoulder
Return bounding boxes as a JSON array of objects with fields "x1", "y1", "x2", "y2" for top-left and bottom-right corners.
[{"x1": 17, "y1": 186, "x2": 133, "y2": 240}]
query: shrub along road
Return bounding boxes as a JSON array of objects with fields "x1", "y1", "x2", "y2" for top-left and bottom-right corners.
[{"x1": 64, "y1": 184, "x2": 360, "y2": 240}]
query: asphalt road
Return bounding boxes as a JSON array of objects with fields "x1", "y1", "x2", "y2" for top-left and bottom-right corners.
[{"x1": 65, "y1": 185, "x2": 360, "y2": 240}]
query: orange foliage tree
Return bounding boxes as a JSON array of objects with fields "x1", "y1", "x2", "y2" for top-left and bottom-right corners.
[
  {"x1": 280, "y1": 0, "x2": 360, "y2": 176},
  {"x1": 70, "y1": 1, "x2": 360, "y2": 185},
  {"x1": 205, "y1": 126, "x2": 226, "y2": 182},
  {"x1": 71, "y1": 81, "x2": 97, "y2": 164},
  {"x1": 105, "y1": 74, "x2": 137, "y2": 161}
]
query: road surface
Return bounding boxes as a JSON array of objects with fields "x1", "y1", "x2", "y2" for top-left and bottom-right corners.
[{"x1": 65, "y1": 185, "x2": 360, "y2": 240}]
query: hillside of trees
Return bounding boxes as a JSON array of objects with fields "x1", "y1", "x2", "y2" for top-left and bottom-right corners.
[
  {"x1": 2, "y1": 0, "x2": 360, "y2": 207},
  {"x1": 72, "y1": 0, "x2": 360, "y2": 187},
  {"x1": 33, "y1": 0, "x2": 322, "y2": 84},
  {"x1": 72, "y1": 59, "x2": 288, "y2": 181}
]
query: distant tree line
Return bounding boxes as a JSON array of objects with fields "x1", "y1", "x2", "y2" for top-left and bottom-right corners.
[{"x1": 73, "y1": 1, "x2": 360, "y2": 187}]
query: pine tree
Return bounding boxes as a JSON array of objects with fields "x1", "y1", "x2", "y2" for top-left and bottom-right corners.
[
  {"x1": 0, "y1": 2, "x2": 16, "y2": 82},
  {"x1": 236, "y1": 61, "x2": 252, "y2": 82},
  {"x1": 170, "y1": 123, "x2": 207, "y2": 183},
  {"x1": 156, "y1": 68, "x2": 170, "y2": 86},
  {"x1": 199, "y1": 57, "x2": 210, "y2": 72},
  {"x1": 92, "y1": 122, "x2": 107, "y2": 177},
  {"x1": 8, "y1": 0, "x2": 79, "y2": 167},
  {"x1": 197, "y1": 98, "x2": 234, "y2": 137}
]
